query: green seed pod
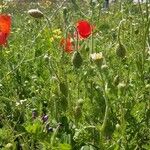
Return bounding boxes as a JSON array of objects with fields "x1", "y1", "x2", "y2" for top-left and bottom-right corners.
[
  {"x1": 72, "y1": 51, "x2": 83, "y2": 68},
  {"x1": 116, "y1": 43, "x2": 126, "y2": 58},
  {"x1": 59, "y1": 82, "x2": 68, "y2": 97},
  {"x1": 28, "y1": 9, "x2": 44, "y2": 18}
]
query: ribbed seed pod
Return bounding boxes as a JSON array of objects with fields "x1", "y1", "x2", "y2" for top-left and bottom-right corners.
[
  {"x1": 116, "y1": 43, "x2": 126, "y2": 58},
  {"x1": 72, "y1": 51, "x2": 83, "y2": 68}
]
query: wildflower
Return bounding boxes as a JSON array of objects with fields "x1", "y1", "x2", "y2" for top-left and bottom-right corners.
[
  {"x1": 60, "y1": 36, "x2": 74, "y2": 53},
  {"x1": 28, "y1": 9, "x2": 44, "y2": 18},
  {"x1": 45, "y1": 122, "x2": 53, "y2": 133},
  {"x1": 0, "y1": 14, "x2": 11, "y2": 46},
  {"x1": 76, "y1": 20, "x2": 93, "y2": 39},
  {"x1": 90, "y1": 52, "x2": 103, "y2": 67},
  {"x1": 41, "y1": 114, "x2": 48, "y2": 123}
]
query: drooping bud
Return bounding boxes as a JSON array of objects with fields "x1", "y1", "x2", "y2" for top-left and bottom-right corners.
[
  {"x1": 28, "y1": 9, "x2": 44, "y2": 19},
  {"x1": 116, "y1": 43, "x2": 126, "y2": 58},
  {"x1": 72, "y1": 51, "x2": 83, "y2": 68}
]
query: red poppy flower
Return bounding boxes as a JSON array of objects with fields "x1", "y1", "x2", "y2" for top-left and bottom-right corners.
[
  {"x1": 60, "y1": 36, "x2": 74, "y2": 53},
  {"x1": 0, "y1": 15, "x2": 11, "y2": 34},
  {"x1": 0, "y1": 14, "x2": 11, "y2": 46},
  {"x1": 76, "y1": 20, "x2": 93, "y2": 39}
]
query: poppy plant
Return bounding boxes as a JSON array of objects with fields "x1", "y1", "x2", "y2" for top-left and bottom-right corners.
[
  {"x1": 60, "y1": 36, "x2": 74, "y2": 53},
  {"x1": 76, "y1": 20, "x2": 93, "y2": 39},
  {"x1": 0, "y1": 14, "x2": 11, "y2": 46}
]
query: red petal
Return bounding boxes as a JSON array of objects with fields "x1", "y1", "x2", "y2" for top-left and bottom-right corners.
[
  {"x1": 76, "y1": 20, "x2": 92, "y2": 39},
  {"x1": 60, "y1": 37, "x2": 74, "y2": 53},
  {"x1": 0, "y1": 32, "x2": 8, "y2": 46},
  {"x1": 0, "y1": 14, "x2": 11, "y2": 35}
]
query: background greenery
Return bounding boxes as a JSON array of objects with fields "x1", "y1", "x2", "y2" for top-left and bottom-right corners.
[{"x1": 0, "y1": 0, "x2": 150, "y2": 149}]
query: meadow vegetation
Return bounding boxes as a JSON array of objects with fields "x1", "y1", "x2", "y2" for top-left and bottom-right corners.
[{"x1": 0, "y1": 0, "x2": 150, "y2": 149}]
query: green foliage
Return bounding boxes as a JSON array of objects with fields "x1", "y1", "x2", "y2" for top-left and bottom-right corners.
[{"x1": 0, "y1": 0, "x2": 150, "y2": 149}]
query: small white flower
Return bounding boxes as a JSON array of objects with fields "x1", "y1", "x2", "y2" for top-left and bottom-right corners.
[{"x1": 90, "y1": 52, "x2": 103, "y2": 61}]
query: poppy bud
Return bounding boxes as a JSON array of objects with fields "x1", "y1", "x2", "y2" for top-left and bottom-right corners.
[
  {"x1": 72, "y1": 51, "x2": 83, "y2": 68},
  {"x1": 116, "y1": 43, "x2": 126, "y2": 58},
  {"x1": 59, "y1": 82, "x2": 68, "y2": 97},
  {"x1": 28, "y1": 9, "x2": 44, "y2": 18}
]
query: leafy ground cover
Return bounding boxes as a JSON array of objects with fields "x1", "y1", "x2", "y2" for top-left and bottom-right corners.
[{"x1": 0, "y1": 0, "x2": 150, "y2": 149}]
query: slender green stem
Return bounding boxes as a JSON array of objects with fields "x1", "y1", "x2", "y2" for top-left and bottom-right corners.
[
  {"x1": 65, "y1": 25, "x2": 79, "y2": 51},
  {"x1": 98, "y1": 71, "x2": 109, "y2": 133},
  {"x1": 118, "y1": 19, "x2": 126, "y2": 44}
]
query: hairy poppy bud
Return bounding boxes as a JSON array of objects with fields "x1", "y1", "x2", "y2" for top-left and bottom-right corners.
[
  {"x1": 116, "y1": 43, "x2": 126, "y2": 58},
  {"x1": 28, "y1": 9, "x2": 44, "y2": 18},
  {"x1": 59, "y1": 82, "x2": 68, "y2": 97},
  {"x1": 72, "y1": 51, "x2": 83, "y2": 68}
]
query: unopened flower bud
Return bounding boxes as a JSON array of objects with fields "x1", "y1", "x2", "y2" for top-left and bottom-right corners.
[
  {"x1": 59, "y1": 82, "x2": 68, "y2": 97},
  {"x1": 116, "y1": 43, "x2": 126, "y2": 58},
  {"x1": 72, "y1": 51, "x2": 83, "y2": 68}
]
